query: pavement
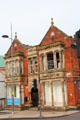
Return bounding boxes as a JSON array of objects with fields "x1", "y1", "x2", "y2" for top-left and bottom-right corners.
[{"x1": 0, "y1": 109, "x2": 79, "y2": 119}]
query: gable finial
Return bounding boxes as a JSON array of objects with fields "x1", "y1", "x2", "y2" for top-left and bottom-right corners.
[
  {"x1": 51, "y1": 17, "x2": 54, "y2": 26},
  {"x1": 15, "y1": 32, "x2": 17, "y2": 39}
]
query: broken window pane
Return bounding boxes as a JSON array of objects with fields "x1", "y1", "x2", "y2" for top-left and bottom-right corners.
[
  {"x1": 34, "y1": 57, "x2": 38, "y2": 72},
  {"x1": 56, "y1": 52, "x2": 60, "y2": 68},
  {"x1": 47, "y1": 53, "x2": 54, "y2": 69}
]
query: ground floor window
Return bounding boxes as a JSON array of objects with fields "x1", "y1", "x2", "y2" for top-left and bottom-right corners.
[
  {"x1": 45, "y1": 82, "x2": 52, "y2": 106},
  {"x1": 53, "y1": 81, "x2": 63, "y2": 106},
  {"x1": 7, "y1": 85, "x2": 20, "y2": 105},
  {"x1": 41, "y1": 81, "x2": 67, "y2": 107}
]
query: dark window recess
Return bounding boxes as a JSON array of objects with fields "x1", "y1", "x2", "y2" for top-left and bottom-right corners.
[
  {"x1": 29, "y1": 58, "x2": 33, "y2": 73},
  {"x1": 30, "y1": 66, "x2": 33, "y2": 73},
  {"x1": 56, "y1": 52, "x2": 60, "y2": 68},
  {"x1": 47, "y1": 53, "x2": 54, "y2": 69},
  {"x1": 34, "y1": 57, "x2": 37, "y2": 64},
  {"x1": 24, "y1": 97, "x2": 28, "y2": 102},
  {"x1": 33, "y1": 79, "x2": 37, "y2": 88}
]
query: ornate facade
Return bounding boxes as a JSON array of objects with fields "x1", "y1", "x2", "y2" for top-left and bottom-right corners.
[{"x1": 5, "y1": 19, "x2": 80, "y2": 110}]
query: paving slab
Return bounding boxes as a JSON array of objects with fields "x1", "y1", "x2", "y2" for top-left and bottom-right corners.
[{"x1": 0, "y1": 110, "x2": 79, "y2": 119}]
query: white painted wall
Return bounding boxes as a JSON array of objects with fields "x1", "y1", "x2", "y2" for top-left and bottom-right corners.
[{"x1": 0, "y1": 72, "x2": 5, "y2": 98}]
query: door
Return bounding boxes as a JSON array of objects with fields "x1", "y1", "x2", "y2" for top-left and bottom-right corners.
[{"x1": 31, "y1": 87, "x2": 39, "y2": 106}]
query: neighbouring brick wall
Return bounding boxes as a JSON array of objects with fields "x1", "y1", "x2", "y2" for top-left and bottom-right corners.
[{"x1": 64, "y1": 46, "x2": 80, "y2": 106}]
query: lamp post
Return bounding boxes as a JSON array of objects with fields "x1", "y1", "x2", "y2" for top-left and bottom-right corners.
[
  {"x1": 2, "y1": 25, "x2": 14, "y2": 114},
  {"x1": 38, "y1": 78, "x2": 42, "y2": 118}
]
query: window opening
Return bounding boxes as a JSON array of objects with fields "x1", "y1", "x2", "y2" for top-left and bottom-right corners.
[
  {"x1": 47, "y1": 53, "x2": 54, "y2": 69},
  {"x1": 29, "y1": 58, "x2": 33, "y2": 73},
  {"x1": 33, "y1": 79, "x2": 37, "y2": 88},
  {"x1": 20, "y1": 61, "x2": 24, "y2": 74},
  {"x1": 34, "y1": 57, "x2": 38, "y2": 72},
  {"x1": 34, "y1": 57, "x2": 37, "y2": 64},
  {"x1": 56, "y1": 52, "x2": 60, "y2": 68},
  {"x1": 16, "y1": 61, "x2": 19, "y2": 73}
]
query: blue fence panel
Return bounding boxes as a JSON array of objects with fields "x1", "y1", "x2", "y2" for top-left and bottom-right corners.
[
  {"x1": 7, "y1": 98, "x2": 20, "y2": 105},
  {"x1": 78, "y1": 80, "x2": 80, "y2": 94}
]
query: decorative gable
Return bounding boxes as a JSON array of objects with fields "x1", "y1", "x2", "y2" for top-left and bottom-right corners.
[
  {"x1": 40, "y1": 18, "x2": 72, "y2": 47},
  {"x1": 5, "y1": 33, "x2": 25, "y2": 58}
]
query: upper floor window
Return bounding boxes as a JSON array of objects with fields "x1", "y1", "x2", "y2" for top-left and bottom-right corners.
[
  {"x1": 20, "y1": 61, "x2": 24, "y2": 74},
  {"x1": 34, "y1": 57, "x2": 37, "y2": 64},
  {"x1": 56, "y1": 52, "x2": 60, "y2": 68},
  {"x1": 41, "y1": 54, "x2": 44, "y2": 71},
  {"x1": 28, "y1": 57, "x2": 38, "y2": 74},
  {"x1": 16, "y1": 60, "x2": 19, "y2": 74},
  {"x1": 34, "y1": 57, "x2": 38, "y2": 72},
  {"x1": 47, "y1": 52, "x2": 54, "y2": 69},
  {"x1": 29, "y1": 58, "x2": 33, "y2": 73},
  {"x1": 61, "y1": 51, "x2": 64, "y2": 68}
]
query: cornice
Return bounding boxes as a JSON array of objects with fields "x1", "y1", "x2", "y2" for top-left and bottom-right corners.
[
  {"x1": 4, "y1": 52, "x2": 24, "y2": 59},
  {"x1": 38, "y1": 41, "x2": 64, "y2": 51}
]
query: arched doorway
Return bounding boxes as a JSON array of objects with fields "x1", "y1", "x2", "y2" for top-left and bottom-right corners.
[{"x1": 31, "y1": 79, "x2": 39, "y2": 106}]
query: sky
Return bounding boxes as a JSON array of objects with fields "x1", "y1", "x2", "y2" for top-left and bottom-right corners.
[{"x1": 0, "y1": 0, "x2": 80, "y2": 55}]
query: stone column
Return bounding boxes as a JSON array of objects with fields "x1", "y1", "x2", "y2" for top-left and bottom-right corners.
[
  {"x1": 32, "y1": 57, "x2": 35, "y2": 73},
  {"x1": 51, "y1": 81, "x2": 54, "y2": 106},
  {"x1": 62, "y1": 51, "x2": 65, "y2": 68},
  {"x1": 41, "y1": 82, "x2": 44, "y2": 105},
  {"x1": 59, "y1": 51, "x2": 65, "y2": 69},
  {"x1": 21, "y1": 84, "x2": 24, "y2": 105},
  {"x1": 43, "y1": 82, "x2": 46, "y2": 105},
  {"x1": 19, "y1": 60, "x2": 21, "y2": 75},
  {"x1": 62, "y1": 81, "x2": 65, "y2": 107},
  {"x1": 40, "y1": 55, "x2": 42, "y2": 72},
  {"x1": 19, "y1": 85, "x2": 21, "y2": 106},
  {"x1": 44, "y1": 53, "x2": 47, "y2": 71},
  {"x1": 54, "y1": 51, "x2": 57, "y2": 69},
  {"x1": 40, "y1": 54, "x2": 44, "y2": 72},
  {"x1": 59, "y1": 51, "x2": 62, "y2": 68}
]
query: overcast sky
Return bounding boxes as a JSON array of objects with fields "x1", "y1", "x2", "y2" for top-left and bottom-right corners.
[{"x1": 0, "y1": 0, "x2": 80, "y2": 55}]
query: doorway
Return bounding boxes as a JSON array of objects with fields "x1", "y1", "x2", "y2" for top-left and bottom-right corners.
[{"x1": 31, "y1": 79, "x2": 39, "y2": 106}]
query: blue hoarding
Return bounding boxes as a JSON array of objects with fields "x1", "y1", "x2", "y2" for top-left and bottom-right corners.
[
  {"x1": 78, "y1": 80, "x2": 80, "y2": 94},
  {"x1": 7, "y1": 98, "x2": 20, "y2": 105}
]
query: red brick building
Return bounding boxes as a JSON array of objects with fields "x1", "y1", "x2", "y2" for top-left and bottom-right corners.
[{"x1": 5, "y1": 19, "x2": 80, "y2": 110}]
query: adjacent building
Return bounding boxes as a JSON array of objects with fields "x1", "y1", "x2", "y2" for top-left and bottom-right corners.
[
  {"x1": 4, "y1": 19, "x2": 80, "y2": 110},
  {"x1": 0, "y1": 56, "x2": 5, "y2": 109}
]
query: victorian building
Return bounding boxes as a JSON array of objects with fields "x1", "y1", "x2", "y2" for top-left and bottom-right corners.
[
  {"x1": 4, "y1": 19, "x2": 80, "y2": 110},
  {"x1": 4, "y1": 34, "x2": 29, "y2": 110}
]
